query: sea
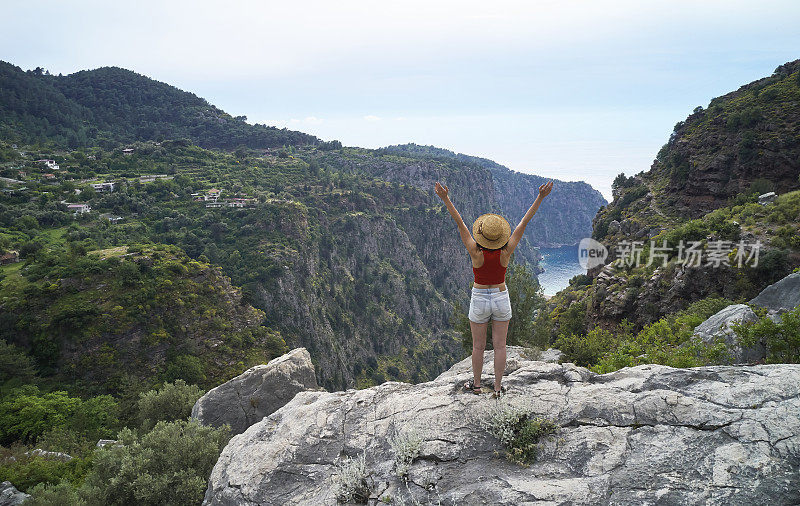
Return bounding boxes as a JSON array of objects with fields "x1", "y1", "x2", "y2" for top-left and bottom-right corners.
[{"x1": 535, "y1": 244, "x2": 587, "y2": 297}]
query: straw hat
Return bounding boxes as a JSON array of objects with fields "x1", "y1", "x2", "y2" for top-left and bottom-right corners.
[{"x1": 472, "y1": 213, "x2": 511, "y2": 249}]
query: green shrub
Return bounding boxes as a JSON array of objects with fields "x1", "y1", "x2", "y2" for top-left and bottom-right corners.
[
  {"x1": 26, "y1": 480, "x2": 89, "y2": 506},
  {"x1": 554, "y1": 327, "x2": 617, "y2": 368},
  {"x1": 137, "y1": 379, "x2": 204, "y2": 431},
  {"x1": 164, "y1": 355, "x2": 206, "y2": 385},
  {"x1": 478, "y1": 398, "x2": 559, "y2": 465},
  {"x1": 79, "y1": 419, "x2": 231, "y2": 506},
  {"x1": 0, "y1": 339, "x2": 37, "y2": 384},
  {"x1": 0, "y1": 446, "x2": 92, "y2": 493},
  {"x1": 389, "y1": 427, "x2": 423, "y2": 477},
  {"x1": 0, "y1": 386, "x2": 118, "y2": 446},
  {"x1": 733, "y1": 306, "x2": 800, "y2": 363},
  {"x1": 332, "y1": 452, "x2": 371, "y2": 503},
  {"x1": 589, "y1": 296, "x2": 735, "y2": 373}
]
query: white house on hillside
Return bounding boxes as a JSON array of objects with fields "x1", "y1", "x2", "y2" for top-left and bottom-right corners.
[{"x1": 92, "y1": 182, "x2": 115, "y2": 193}]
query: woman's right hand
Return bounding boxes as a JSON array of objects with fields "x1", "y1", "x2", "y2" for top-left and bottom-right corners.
[{"x1": 435, "y1": 181, "x2": 449, "y2": 201}]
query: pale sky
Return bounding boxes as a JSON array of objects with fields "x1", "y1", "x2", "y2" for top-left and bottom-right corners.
[{"x1": 5, "y1": 1, "x2": 800, "y2": 200}]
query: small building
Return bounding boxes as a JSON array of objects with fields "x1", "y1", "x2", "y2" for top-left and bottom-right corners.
[
  {"x1": 122, "y1": 148, "x2": 134, "y2": 155},
  {"x1": 0, "y1": 250, "x2": 19, "y2": 265},
  {"x1": 35, "y1": 159, "x2": 59, "y2": 170},
  {"x1": 67, "y1": 203, "x2": 91, "y2": 214},
  {"x1": 92, "y1": 182, "x2": 115, "y2": 193},
  {"x1": 43, "y1": 173, "x2": 56, "y2": 180},
  {"x1": 193, "y1": 188, "x2": 222, "y2": 202}
]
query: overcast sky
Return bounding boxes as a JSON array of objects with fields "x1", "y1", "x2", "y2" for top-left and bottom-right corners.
[{"x1": 5, "y1": 1, "x2": 800, "y2": 200}]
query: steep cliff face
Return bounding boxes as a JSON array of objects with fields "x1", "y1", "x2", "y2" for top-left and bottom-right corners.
[
  {"x1": 203, "y1": 347, "x2": 800, "y2": 505},
  {"x1": 379, "y1": 144, "x2": 607, "y2": 248},
  {"x1": 253, "y1": 202, "x2": 464, "y2": 391},
  {"x1": 489, "y1": 164, "x2": 606, "y2": 247},
  {"x1": 548, "y1": 60, "x2": 800, "y2": 334},
  {"x1": 597, "y1": 59, "x2": 800, "y2": 227}
]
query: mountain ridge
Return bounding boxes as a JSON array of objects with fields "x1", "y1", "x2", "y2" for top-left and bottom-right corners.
[{"x1": 0, "y1": 61, "x2": 320, "y2": 149}]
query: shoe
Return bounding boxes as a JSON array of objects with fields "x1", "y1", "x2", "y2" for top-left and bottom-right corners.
[
  {"x1": 463, "y1": 378, "x2": 483, "y2": 395},
  {"x1": 492, "y1": 385, "x2": 507, "y2": 399}
]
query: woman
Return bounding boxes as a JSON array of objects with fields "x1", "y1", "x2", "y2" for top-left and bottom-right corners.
[{"x1": 434, "y1": 180, "x2": 553, "y2": 398}]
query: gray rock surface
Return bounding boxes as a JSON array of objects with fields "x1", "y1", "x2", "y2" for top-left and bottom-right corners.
[
  {"x1": 749, "y1": 272, "x2": 800, "y2": 313},
  {"x1": 24, "y1": 448, "x2": 72, "y2": 461},
  {"x1": 692, "y1": 304, "x2": 764, "y2": 364},
  {"x1": 0, "y1": 482, "x2": 30, "y2": 506},
  {"x1": 192, "y1": 348, "x2": 319, "y2": 435},
  {"x1": 437, "y1": 346, "x2": 562, "y2": 381},
  {"x1": 203, "y1": 350, "x2": 800, "y2": 505},
  {"x1": 758, "y1": 192, "x2": 777, "y2": 205}
]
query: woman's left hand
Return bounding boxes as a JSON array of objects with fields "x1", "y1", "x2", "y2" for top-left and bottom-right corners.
[
  {"x1": 435, "y1": 181, "x2": 450, "y2": 201},
  {"x1": 539, "y1": 181, "x2": 553, "y2": 198}
]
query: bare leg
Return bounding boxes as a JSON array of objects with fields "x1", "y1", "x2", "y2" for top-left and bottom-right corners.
[
  {"x1": 469, "y1": 320, "x2": 488, "y2": 388},
  {"x1": 492, "y1": 319, "x2": 510, "y2": 391}
]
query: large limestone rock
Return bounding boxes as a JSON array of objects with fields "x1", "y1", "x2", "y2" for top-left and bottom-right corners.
[
  {"x1": 692, "y1": 304, "x2": 764, "y2": 364},
  {"x1": 203, "y1": 350, "x2": 800, "y2": 505},
  {"x1": 0, "y1": 482, "x2": 30, "y2": 506},
  {"x1": 192, "y1": 348, "x2": 319, "y2": 435},
  {"x1": 437, "y1": 346, "x2": 563, "y2": 380},
  {"x1": 749, "y1": 272, "x2": 800, "y2": 313}
]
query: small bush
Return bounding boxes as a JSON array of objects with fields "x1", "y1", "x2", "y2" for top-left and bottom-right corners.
[
  {"x1": 0, "y1": 386, "x2": 118, "y2": 446},
  {"x1": 554, "y1": 327, "x2": 617, "y2": 368},
  {"x1": 734, "y1": 306, "x2": 800, "y2": 363},
  {"x1": 389, "y1": 427, "x2": 424, "y2": 477},
  {"x1": 332, "y1": 452, "x2": 371, "y2": 503},
  {"x1": 80, "y1": 419, "x2": 230, "y2": 506},
  {"x1": 478, "y1": 399, "x2": 559, "y2": 465},
  {"x1": 24, "y1": 480, "x2": 89, "y2": 505},
  {"x1": 0, "y1": 445, "x2": 92, "y2": 493},
  {"x1": 137, "y1": 379, "x2": 204, "y2": 431}
]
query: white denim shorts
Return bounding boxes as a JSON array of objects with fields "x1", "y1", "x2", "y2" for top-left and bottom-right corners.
[{"x1": 468, "y1": 287, "x2": 512, "y2": 323}]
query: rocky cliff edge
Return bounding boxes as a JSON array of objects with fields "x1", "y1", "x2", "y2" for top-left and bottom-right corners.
[{"x1": 203, "y1": 346, "x2": 800, "y2": 505}]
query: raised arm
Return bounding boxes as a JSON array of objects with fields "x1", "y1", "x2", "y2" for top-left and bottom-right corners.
[
  {"x1": 506, "y1": 181, "x2": 553, "y2": 255},
  {"x1": 435, "y1": 182, "x2": 478, "y2": 253}
]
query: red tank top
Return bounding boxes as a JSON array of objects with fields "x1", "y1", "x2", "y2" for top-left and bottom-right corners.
[{"x1": 473, "y1": 248, "x2": 506, "y2": 285}]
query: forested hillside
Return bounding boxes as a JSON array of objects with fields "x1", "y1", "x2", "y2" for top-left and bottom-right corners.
[
  {"x1": 0, "y1": 61, "x2": 320, "y2": 149},
  {"x1": 1, "y1": 136, "x2": 592, "y2": 392},
  {"x1": 537, "y1": 60, "x2": 800, "y2": 369}
]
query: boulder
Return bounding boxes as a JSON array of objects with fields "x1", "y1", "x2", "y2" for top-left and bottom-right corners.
[
  {"x1": 436, "y1": 346, "x2": 562, "y2": 381},
  {"x1": 692, "y1": 304, "x2": 764, "y2": 364},
  {"x1": 0, "y1": 482, "x2": 30, "y2": 506},
  {"x1": 758, "y1": 192, "x2": 777, "y2": 205},
  {"x1": 203, "y1": 352, "x2": 800, "y2": 505},
  {"x1": 191, "y1": 348, "x2": 319, "y2": 435},
  {"x1": 749, "y1": 272, "x2": 800, "y2": 313}
]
